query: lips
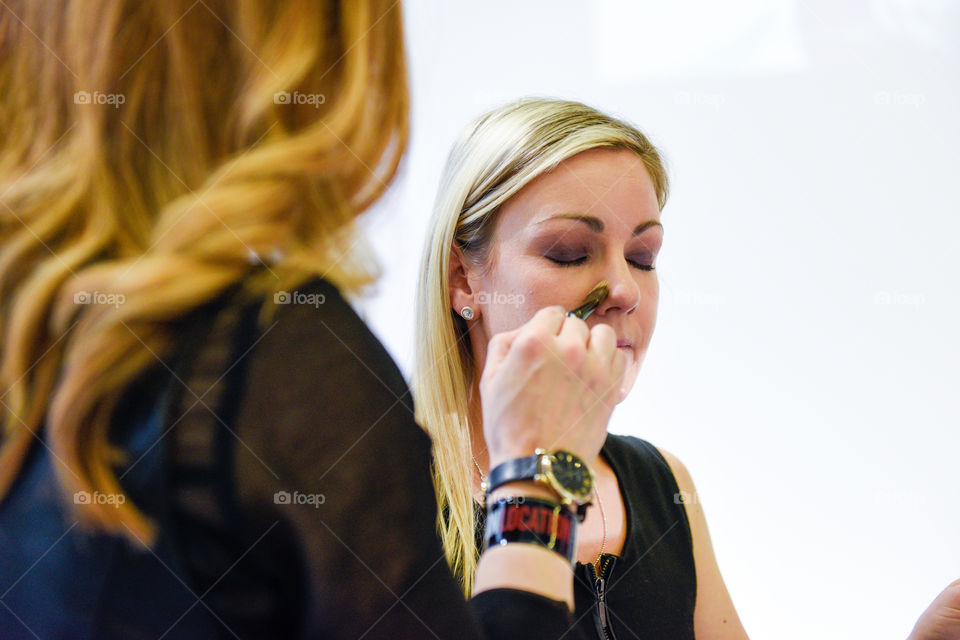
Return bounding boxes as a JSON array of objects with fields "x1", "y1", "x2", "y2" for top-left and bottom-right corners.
[{"x1": 616, "y1": 339, "x2": 633, "y2": 349}]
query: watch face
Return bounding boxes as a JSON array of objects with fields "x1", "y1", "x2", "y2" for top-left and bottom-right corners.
[{"x1": 549, "y1": 450, "x2": 594, "y2": 502}]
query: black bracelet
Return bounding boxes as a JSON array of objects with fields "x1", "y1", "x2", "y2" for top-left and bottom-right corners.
[{"x1": 482, "y1": 496, "x2": 578, "y2": 564}]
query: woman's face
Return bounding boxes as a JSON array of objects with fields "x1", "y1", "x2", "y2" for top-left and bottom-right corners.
[{"x1": 451, "y1": 147, "x2": 663, "y2": 401}]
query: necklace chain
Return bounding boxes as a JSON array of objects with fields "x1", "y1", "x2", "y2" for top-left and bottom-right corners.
[{"x1": 594, "y1": 484, "x2": 607, "y2": 567}]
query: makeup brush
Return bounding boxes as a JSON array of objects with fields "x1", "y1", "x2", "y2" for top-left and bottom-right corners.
[{"x1": 566, "y1": 280, "x2": 609, "y2": 320}]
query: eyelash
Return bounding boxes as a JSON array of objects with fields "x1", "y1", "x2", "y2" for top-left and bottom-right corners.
[{"x1": 545, "y1": 255, "x2": 656, "y2": 271}]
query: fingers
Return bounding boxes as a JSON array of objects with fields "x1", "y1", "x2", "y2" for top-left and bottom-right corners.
[
  {"x1": 500, "y1": 306, "x2": 567, "y2": 364},
  {"x1": 484, "y1": 306, "x2": 566, "y2": 384},
  {"x1": 486, "y1": 307, "x2": 628, "y2": 400},
  {"x1": 480, "y1": 306, "x2": 626, "y2": 465},
  {"x1": 587, "y1": 323, "x2": 624, "y2": 383},
  {"x1": 487, "y1": 305, "x2": 563, "y2": 358},
  {"x1": 557, "y1": 314, "x2": 590, "y2": 368},
  {"x1": 584, "y1": 324, "x2": 628, "y2": 406},
  {"x1": 530, "y1": 305, "x2": 567, "y2": 336},
  {"x1": 586, "y1": 323, "x2": 616, "y2": 359}
]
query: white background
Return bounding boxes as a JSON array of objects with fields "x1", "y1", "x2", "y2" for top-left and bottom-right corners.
[{"x1": 353, "y1": 2, "x2": 960, "y2": 638}]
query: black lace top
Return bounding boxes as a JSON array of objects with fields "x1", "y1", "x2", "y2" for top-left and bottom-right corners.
[
  {"x1": 160, "y1": 276, "x2": 596, "y2": 639},
  {"x1": 0, "y1": 276, "x2": 595, "y2": 639}
]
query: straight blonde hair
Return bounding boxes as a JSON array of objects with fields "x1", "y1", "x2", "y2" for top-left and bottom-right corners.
[
  {"x1": 0, "y1": 0, "x2": 408, "y2": 547},
  {"x1": 414, "y1": 97, "x2": 670, "y2": 595}
]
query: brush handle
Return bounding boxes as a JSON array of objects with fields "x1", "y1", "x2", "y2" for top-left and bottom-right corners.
[{"x1": 567, "y1": 301, "x2": 599, "y2": 320}]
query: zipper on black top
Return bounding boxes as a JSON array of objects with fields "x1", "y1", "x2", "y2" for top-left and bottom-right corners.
[{"x1": 590, "y1": 554, "x2": 618, "y2": 640}]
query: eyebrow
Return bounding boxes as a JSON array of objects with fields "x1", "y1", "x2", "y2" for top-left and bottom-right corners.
[{"x1": 537, "y1": 213, "x2": 663, "y2": 236}]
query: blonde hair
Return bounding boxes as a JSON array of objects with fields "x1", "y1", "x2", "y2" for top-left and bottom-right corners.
[
  {"x1": 414, "y1": 97, "x2": 670, "y2": 595},
  {"x1": 0, "y1": 0, "x2": 408, "y2": 547}
]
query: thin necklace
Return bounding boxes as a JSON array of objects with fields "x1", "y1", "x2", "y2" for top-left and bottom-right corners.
[{"x1": 594, "y1": 486, "x2": 608, "y2": 567}]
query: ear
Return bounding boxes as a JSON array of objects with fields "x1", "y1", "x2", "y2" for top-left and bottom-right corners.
[{"x1": 449, "y1": 243, "x2": 479, "y2": 320}]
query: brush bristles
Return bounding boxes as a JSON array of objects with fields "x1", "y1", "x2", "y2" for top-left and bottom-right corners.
[
  {"x1": 582, "y1": 280, "x2": 610, "y2": 307},
  {"x1": 568, "y1": 280, "x2": 610, "y2": 319}
]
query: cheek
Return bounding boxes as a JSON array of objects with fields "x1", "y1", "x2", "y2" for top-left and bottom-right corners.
[
  {"x1": 634, "y1": 277, "x2": 659, "y2": 345},
  {"x1": 641, "y1": 276, "x2": 659, "y2": 311},
  {"x1": 477, "y1": 264, "x2": 570, "y2": 335}
]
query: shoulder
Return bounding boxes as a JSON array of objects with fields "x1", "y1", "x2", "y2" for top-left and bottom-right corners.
[
  {"x1": 651, "y1": 445, "x2": 696, "y2": 499},
  {"x1": 606, "y1": 436, "x2": 750, "y2": 636},
  {"x1": 261, "y1": 278, "x2": 399, "y2": 370},
  {"x1": 605, "y1": 434, "x2": 692, "y2": 490},
  {"x1": 604, "y1": 434, "x2": 685, "y2": 481},
  {"x1": 632, "y1": 438, "x2": 698, "y2": 519},
  {"x1": 602, "y1": 435, "x2": 693, "y2": 538},
  {"x1": 242, "y1": 276, "x2": 413, "y2": 410},
  {"x1": 644, "y1": 443, "x2": 699, "y2": 531},
  {"x1": 642, "y1": 443, "x2": 751, "y2": 637},
  {"x1": 227, "y1": 276, "x2": 427, "y2": 482}
]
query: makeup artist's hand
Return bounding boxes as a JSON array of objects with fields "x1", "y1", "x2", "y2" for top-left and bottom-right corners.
[
  {"x1": 907, "y1": 579, "x2": 960, "y2": 640},
  {"x1": 480, "y1": 305, "x2": 626, "y2": 468}
]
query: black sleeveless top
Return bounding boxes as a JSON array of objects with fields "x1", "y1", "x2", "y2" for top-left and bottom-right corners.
[{"x1": 476, "y1": 434, "x2": 697, "y2": 640}]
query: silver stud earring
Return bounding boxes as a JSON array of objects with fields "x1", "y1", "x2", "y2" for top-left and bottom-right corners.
[{"x1": 460, "y1": 306, "x2": 475, "y2": 320}]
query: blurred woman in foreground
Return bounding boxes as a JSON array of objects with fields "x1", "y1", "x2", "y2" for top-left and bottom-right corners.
[{"x1": 0, "y1": 2, "x2": 610, "y2": 638}]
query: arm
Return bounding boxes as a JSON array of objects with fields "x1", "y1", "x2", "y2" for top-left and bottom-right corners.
[
  {"x1": 228, "y1": 280, "x2": 586, "y2": 639},
  {"x1": 658, "y1": 447, "x2": 750, "y2": 640},
  {"x1": 907, "y1": 579, "x2": 960, "y2": 640}
]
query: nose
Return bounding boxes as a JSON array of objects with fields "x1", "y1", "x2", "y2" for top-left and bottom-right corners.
[{"x1": 596, "y1": 259, "x2": 641, "y2": 315}]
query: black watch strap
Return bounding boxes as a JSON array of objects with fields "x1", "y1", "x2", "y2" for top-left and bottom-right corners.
[
  {"x1": 486, "y1": 454, "x2": 540, "y2": 495},
  {"x1": 485, "y1": 451, "x2": 594, "y2": 523}
]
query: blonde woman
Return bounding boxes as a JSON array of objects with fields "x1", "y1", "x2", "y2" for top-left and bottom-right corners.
[
  {"x1": 415, "y1": 97, "x2": 743, "y2": 639},
  {"x1": 0, "y1": 4, "x2": 612, "y2": 640},
  {"x1": 416, "y1": 97, "x2": 960, "y2": 640}
]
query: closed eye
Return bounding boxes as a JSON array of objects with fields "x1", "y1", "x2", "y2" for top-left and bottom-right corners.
[
  {"x1": 629, "y1": 260, "x2": 655, "y2": 271},
  {"x1": 546, "y1": 256, "x2": 656, "y2": 271},
  {"x1": 546, "y1": 255, "x2": 588, "y2": 267},
  {"x1": 547, "y1": 255, "x2": 655, "y2": 271}
]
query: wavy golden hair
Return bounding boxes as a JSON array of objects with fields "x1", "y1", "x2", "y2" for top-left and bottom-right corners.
[
  {"x1": 414, "y1": 97, "x2": 669, "y2": 595},
  {"x1": 0, "y1": 0, "x2": 408, "y2": 547}
]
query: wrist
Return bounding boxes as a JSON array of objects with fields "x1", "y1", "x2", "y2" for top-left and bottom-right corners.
[
  {"x1": 473, "y1": 544, "x2": 575, "y2": 610},
  {"x1": 483, "y1": 448, "x2": 596, "y2": 523},
  {"x1": 482, "y1": 496, "x2": 579, "y2": 565},
  {"x1": 487, "y1": 447, "x2": 537, "y2": 471},
  {"x1": 488, "y1": 480, "x2": 561, "y2": 502}
]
